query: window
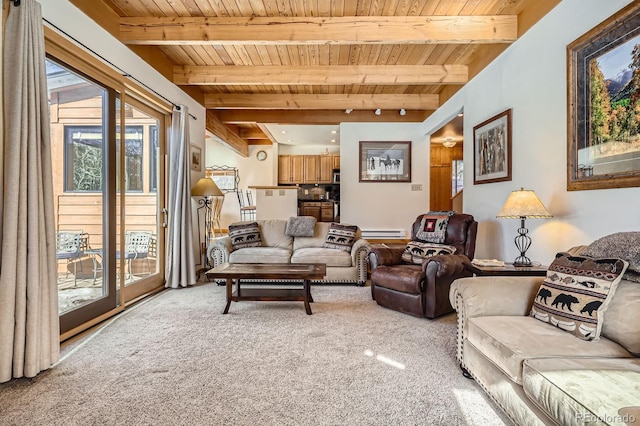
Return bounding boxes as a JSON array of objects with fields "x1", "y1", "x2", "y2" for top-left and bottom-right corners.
[
  {"x1": 64, "y1": 125, "x2": 143, "y2": 192},
  {"x1": 452, "y1": 159, "x2": 464, "y2": 196}
]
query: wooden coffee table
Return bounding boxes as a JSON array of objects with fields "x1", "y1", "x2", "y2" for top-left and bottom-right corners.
[{"x1": 205, "y1": 263, "x2": 327, "y2": 315}]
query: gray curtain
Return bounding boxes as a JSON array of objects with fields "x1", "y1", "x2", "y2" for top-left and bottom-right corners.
[
  {"x1": 0, "y1": 0, "x2": 59, "y2": 383},
  {"x1": 165, "y1": 106, "x2": 196, "y2": 288}
]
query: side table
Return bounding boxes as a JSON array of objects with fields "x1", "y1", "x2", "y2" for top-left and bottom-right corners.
[{"x1": 465, "y1": 262, "x2": 548, "y2": 277}]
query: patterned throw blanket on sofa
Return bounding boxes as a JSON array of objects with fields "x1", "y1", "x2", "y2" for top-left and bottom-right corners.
[{"x1": 416, "y1": 211, "x2": 455, "y2": 244}]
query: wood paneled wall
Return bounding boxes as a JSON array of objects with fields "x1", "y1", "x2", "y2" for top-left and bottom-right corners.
[{"x1": 430, "y1": 144, "x2": 463, "y2": 211}]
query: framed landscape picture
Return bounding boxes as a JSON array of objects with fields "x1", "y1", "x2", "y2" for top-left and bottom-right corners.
[
  {"x1": 567, "y1": 3, "x2": 640, "y2": 191},
  {"x1": 359, "y1": 141, "x2": 411, "y2": 182},
  {"x1": 190, "y1": 145, "x2": 202, "y2": 171},
  {"x1": 473, "y1": 109, "x2": 512, "y2": 185}
]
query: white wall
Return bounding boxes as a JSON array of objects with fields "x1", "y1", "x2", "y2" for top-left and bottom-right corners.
[
  {"x1": 421, "y1": 0, "x2": 639, "y2": 265},
  {"x1": 206, "y1": 139, "x2": 276, "y2": 228},
  {"x1": 340, "y1": 122, "x2": 427, "y2": 237}
]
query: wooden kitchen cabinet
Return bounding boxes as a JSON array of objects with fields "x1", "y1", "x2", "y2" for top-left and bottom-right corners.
[
  {"x1": 278, "y1": 155, "x2": 304, "y2": 184},
  {"x1": 280, "y1": 155, "x2": 339, "y2": 184},
  {"x1": 319, "y1": 155, "x2": 334, "y2": 183},
  {"x1": 303, "y1": 156, "x2": 319, "y2": 183},
  {"x1": 300, "y1": 201, "x2": 334, "y2": 222},
  {"x1": 301, "y1": 155, "x2": 335, "y2": 184},
  {"x1": 321, "y1": 202, "x2": 334, "y2": 222},
  {"x1": 300, "y1": 202, "x2": 321, "y2": 221}
]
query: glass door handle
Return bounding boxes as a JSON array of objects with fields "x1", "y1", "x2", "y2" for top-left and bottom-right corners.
[{"x1": 161, "y1": 208, "x2": 168, "y2": 228}]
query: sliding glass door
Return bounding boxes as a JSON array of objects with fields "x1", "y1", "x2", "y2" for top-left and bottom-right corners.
[
  {"x1": 47, "y1": 54, "x2": 168, "y2": 336},
  {"x1": 119, "y1": 100, "x2": 165, "y2": 302},
  {"x1": 47, "y1": 58, "x2": 119, "y2": 333}
]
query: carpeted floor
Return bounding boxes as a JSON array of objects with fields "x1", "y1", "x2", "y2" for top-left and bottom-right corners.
[{"x1": 0, "y1": 282, "x2": 510, "y2": 426}]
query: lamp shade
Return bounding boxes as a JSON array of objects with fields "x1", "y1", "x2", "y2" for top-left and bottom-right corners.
[
  {"x1": 191, "y1": 177, "x2": 224, "y2": 197},
  {"x1": 496, "y1": 188, "x2": 552, "y2": 219}
]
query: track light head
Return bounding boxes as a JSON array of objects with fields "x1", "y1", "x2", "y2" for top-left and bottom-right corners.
[
  {"x1": 345, "y1": 108, "x2": 353, "y2": 114},
  {"x1": 400, "y1": 108, "x2": 406, "y2": 116},
  {"x1": 374, "y1": 108, "x2": 381, "y2": 115}
]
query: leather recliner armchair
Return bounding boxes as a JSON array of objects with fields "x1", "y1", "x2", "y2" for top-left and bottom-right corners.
[{"x1": 369, "y1": 213, "x2": 477, "y2": 319}]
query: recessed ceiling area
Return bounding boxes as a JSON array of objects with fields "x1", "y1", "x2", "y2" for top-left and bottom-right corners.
[
  {"x1": 430, "y1": 114, "x2": 464, "y2": 147},
  {"x1": 263, "y1": 124, "x2": 340, "y2": 146}
]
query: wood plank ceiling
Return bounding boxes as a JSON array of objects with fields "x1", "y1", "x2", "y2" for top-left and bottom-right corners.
[{"x1": 71, "y1": 0, "x2": 560, "y2": 156}]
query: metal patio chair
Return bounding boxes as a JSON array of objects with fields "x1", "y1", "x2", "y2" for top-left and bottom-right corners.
[{"x1": 56, "y1": 230, "x2": 88, "y2": 287}]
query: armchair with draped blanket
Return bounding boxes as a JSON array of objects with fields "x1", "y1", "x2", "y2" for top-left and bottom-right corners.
[{"x1": 368, "y1": 213, "x2": 477, "y2": 319}]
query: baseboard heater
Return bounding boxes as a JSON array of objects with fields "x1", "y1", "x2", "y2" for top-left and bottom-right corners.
[{"x1": 361, "y1": 229, "x2": 406, "y2": 239}]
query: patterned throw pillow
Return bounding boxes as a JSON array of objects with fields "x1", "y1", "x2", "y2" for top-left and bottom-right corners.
[
  {"x1": 323, "y1": 223, "x2": 358, "y2": 252},
  {"x1": 530, "y1": 252, "x2": 628, "y2": 341},
  {"x1": 415, "y1": 211, "x2": 455, "y2": 243},
  {"x1": 401, "y1": 242, "x2": 456, "y2": 265},
  {"x1": 228, "y1": 221, "x2": 263, "y2": 250}
]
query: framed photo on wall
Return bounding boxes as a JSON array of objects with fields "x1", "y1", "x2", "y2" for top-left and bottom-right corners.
[
  {"x1": 190, "y1": 145, "x2": 202, "y2": 171},
  {"x1": 567, "y1": 3, "x2": 640, "y2": 191},
  {"x1": 473, "y1": 109, "x2": 512, "y2": 185},
  {"x1": 359, "y1": 141, "x2": 411, "y2": 182}
]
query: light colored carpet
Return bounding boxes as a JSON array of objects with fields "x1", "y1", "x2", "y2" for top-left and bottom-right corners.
[{"x1": 0, "y1": 283, "x2": 510, "y2": 425}]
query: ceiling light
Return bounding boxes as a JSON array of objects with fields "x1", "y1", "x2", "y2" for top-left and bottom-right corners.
[
  {"x1": 331, "y1": 130, "x2": 337, "y2": 134},
  {"x1": 400, "y1": 108, "x2": 406, "y2": 116},
  {"x1": 281, "y1": 130, "x2": 287, "y2": 134},
  {"x1": 374, "y1": 109, "x2": 381, "y2": 115},
  {"x1": 443, "y1": 137, "x2": 456, "y2": 148},
  {"x1": 457, "y1": 112, "x2": 464, "y2": 117},
  {"x1": 345, "y1": 108, "x2": 353, "y2": 114},
  {"x1": 331, "y1": 139, "x2": 336, "y2": 143}
]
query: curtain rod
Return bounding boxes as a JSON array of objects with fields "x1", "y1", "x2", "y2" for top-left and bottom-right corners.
[{"x1": 42, "y1": 17, "x2": 197, "y2": 121}]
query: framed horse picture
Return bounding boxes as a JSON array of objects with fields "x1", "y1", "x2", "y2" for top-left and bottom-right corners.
[{"x1": 359, "y1": 141, "x2": 411, "y2": 182}]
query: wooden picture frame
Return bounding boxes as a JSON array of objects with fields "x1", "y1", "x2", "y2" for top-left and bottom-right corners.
[
  {"x1": 190, "y1": 145, "x2": 202, "y2": 172},
  {"x1": 567, "y1": 3, "x2": 640, "y2": 191},
  {"x1": 473, "y1": 109, "x2": 512, "y2": 185},
  {"x1": 359, "y1": 141, "x2": 411, "y2": 182}
]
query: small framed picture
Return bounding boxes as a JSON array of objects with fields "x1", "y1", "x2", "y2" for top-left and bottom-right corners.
[
  {"x1": 473, "y1": 109, "x2": 512, "y2": 185},
  {"x1": 359, "y1": 141, "x2": 411, "y2": 182},
  {"x1": 190, "y1": 145, "x2": 202, "y2": 171}
]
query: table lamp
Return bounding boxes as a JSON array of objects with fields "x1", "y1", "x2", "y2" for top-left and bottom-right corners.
[
  {"x1": 497, "y1": 188, "x2": 552, "y2": 266},
  {"x1": 192, "y1": 178, "x2": 224, "y2": 268}
]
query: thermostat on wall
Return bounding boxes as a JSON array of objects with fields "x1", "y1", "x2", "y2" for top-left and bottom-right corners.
[{"x1": 256, "y1": 150, "x2": 267, "y2": 161}]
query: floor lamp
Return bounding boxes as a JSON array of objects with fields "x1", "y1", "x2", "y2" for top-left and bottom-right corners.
[
  {"x1": 191, "y1": 177, "x2": 225, "y2": 270},
  {"x1": 497, "y1": 188, "x2": 552, "y2": 266}
]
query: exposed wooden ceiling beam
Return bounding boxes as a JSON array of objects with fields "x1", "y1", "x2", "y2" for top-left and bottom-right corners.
[
  {"x1": 174, "y1": 65, "x2": 468, "y2": 86},
  {"x1": 239, "y1": 128, "x2": 269, "y2": 139},
  {"x1": 216, "y1": 109, "x2": 431, "y2": 124},
  {"x1": 204, "y1": 94, "x2": 439, "y2": 110},
  {"x1": 205, "y1": 111, "x2": 249, "y2": 157},
  {"x1": 120, "y1": 16, "x2": 517, "y2": 45}
]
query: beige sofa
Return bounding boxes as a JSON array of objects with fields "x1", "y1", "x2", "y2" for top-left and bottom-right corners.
[
  {"x1": 207, "y1": 219, "x2": 371, "y2": 285},
  {"x1": 449, "y1": 250, "x2": 640, "y2": 425}
]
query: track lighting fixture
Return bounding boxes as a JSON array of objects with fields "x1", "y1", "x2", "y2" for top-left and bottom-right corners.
[
  {"x1": 345, "y1": 108, "x2": 353, "y2": 114},
  {"x1": 400, "y1": 108, "x2": 406, "y2": 116},
  {"x1": 374, "y1": 109, "x2": 381, "y2": 115}
]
